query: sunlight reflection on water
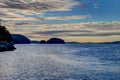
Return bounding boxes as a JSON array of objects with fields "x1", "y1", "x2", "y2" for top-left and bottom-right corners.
[{"x1": 0, "y1": 44, "x2": 120, "y2": 80}]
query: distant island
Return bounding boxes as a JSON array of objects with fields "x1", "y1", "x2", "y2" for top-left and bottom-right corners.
[
  {"x1": 12, "y1": 34, "x2": 31, "y2": 44},
  {"x1": 11, "y1": 36, "x2": 66, "y2": 44},
  {"x1": 32, "y1": 40, "x2": 120, "y2": 44},
  {"x1": 98, "y1": 41, "x2": 120, "y2": 44},
  {"x1": 67, "y1": 41, "x2": 120, "y2": 44},
  {"x1": 40, "y1": 38, "x2": 65, "y2": 44}
]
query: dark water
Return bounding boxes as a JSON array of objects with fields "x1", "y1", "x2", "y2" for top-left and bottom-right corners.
[{"x1": 0, "y1": 44, "x2": 120, "y2": 80}]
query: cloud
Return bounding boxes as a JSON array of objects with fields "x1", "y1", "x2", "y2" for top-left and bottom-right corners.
[
  {"x1": 0, "y1": 0, "x2": 80, "y2": 15},
  {"x1": 0, "y1": 11, "x2": 24, "y2": 21},
  {"x1": 34, "y1": 21, "x2": 120, "y2": 31},
  {"x1": 24, "y1": 21, "x2": 120, "y2": 38},
  {"x1": 44, "y1": 15, "x2": 91, "y2": 21},
  {"x1": 0, "y1": 0, "x2": 79, "y2": 12},
  {"x1": 5, "y1": 20, "x2": 120, "y2": 33},
  {"x1": 3, "y1": 14, "x2": 91, "y2": 21},
  {"x1": 67, "y1": 32, "x2": 120, "y2": 37},
  {"x1": 4, "y1": 20, "x2": 119, "y2": 42},
  {"x1": 0, "y1": 0, "x2": 84, "y2": 22},
  {"x1": 80, "y1": 21, "x2": 120, "y2": 30},
  {"x1": 32, "y1": 30, "x2": 94, "y2": 36},
  {"x1": 0, "y1": 19, "x2": 3, "y2": 22},
  {"x1": 14, "y1": 22, "x2": 32, "y2": 26}
]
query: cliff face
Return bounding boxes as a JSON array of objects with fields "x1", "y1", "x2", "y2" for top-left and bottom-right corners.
[{"x1": 0, "y1": 25, "x2": 16, "y2": 51}]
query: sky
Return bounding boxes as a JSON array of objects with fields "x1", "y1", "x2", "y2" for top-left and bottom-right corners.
[{"x1": 0, "y1": 0, "x2": 120, "y2": 43}]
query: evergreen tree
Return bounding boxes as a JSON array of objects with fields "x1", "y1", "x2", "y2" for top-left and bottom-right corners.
[{"x1": 0, "y1": 24, "x2": 13, "y2": 43}]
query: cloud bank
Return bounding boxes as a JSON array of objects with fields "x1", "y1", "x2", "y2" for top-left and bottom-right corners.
[
  {"x1": 2, "y1": 17, "x2": 119, "y2": 42},
  {"x1": 6, "y1": 21, "x2": 120, "y2": 40},
  {"x1": 0, "y1": 0, "x2": 79, "y2": 12},
  {"x1": 0, "y1": 0, "x2": 81, "y2": 21}
]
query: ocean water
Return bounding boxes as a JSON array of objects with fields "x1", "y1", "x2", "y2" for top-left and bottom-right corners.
[{"x1": 0, "y1": 44, "x2": 120, "y2": 80}]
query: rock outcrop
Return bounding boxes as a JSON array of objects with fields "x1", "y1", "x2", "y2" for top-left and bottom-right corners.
[{"x1": 0, "y1": 24, "x2": 16, "y2": 51}]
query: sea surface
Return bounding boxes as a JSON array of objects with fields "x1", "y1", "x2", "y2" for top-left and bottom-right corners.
[{"x1": 0, "y1": 44, "x2": 120, "y2": 80}]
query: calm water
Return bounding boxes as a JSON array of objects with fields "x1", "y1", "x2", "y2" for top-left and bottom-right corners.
[{"x1": 0, "y1": 44, "x2": 120, "y2": 80}]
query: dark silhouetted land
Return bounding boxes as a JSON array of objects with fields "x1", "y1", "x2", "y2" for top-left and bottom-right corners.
[{"x1": 0, "y1": 24, "x2": 16, "y2": 51}]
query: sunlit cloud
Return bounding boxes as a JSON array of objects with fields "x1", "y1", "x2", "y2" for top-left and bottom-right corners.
[
  {"x1": 0, "y1": 0, "x2": 84, "y2": 23},
  {"x1": 34, "y1": 21, "x2": 120, "y2": 31},
  {"x1": 0, "y1": 0, "x2": 81, "y2": 17},
  {"x1": 6, "y1": 21, "x2": 120, "y2": 41},
  {"x1": 29, "y1": 21, "x2": 120, "y2": 42},
  {"x1": 44, "y1": 15, "x2": 91, "y2": 21}
]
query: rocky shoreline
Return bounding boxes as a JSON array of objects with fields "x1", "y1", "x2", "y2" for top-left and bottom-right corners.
[{"x1": 0, "y1": 42, "x2": 16, "y2": 52}]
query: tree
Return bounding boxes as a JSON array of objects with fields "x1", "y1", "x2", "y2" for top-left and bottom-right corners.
[{"x1": 0, "y1": 24, "x2": 13, "y2": 43}]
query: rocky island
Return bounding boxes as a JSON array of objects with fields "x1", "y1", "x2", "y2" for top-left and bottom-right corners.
[
  {"x1": 40, "y1": 37, "x2": 65, "y2": 44},
  {"x1": 0, "y1": 24, "x2": 16, "y2": 52}
]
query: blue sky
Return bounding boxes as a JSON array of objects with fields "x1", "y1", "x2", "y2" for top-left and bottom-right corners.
[
  {"x1": 0, "y1": 0, "x2": 120, "y2": 42},
  {"x1": 44, "y1": 0, "x2": 120, "y2": 22}
]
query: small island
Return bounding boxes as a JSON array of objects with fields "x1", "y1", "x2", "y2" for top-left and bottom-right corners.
[
  {"x1": 0, "y1": 24, "x2": 16, "y2": 51},
  {"x1": 40, "y1": 38, "x2": 65, "y2": 44}
]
